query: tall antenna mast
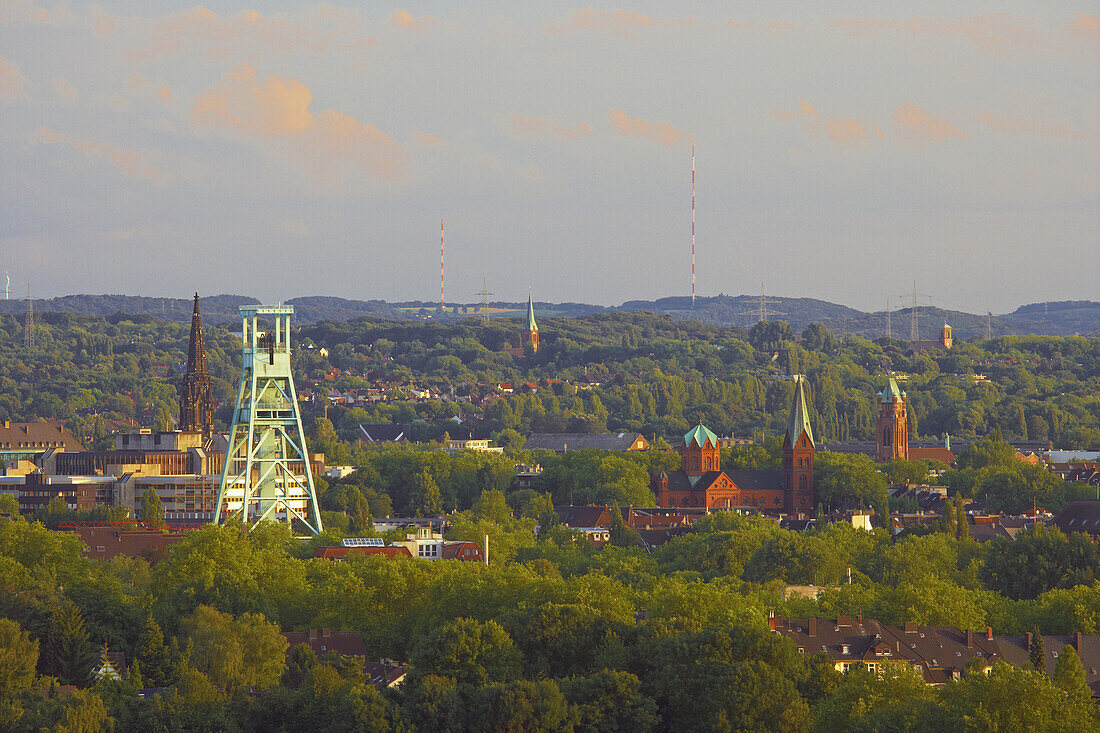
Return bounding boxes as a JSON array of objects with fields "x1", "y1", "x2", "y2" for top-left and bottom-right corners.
[
  {"x1": 4, "y1": 271, "x2": 8, "y2": 300},
  {"x1": 691, "y1": 145, "x2": 695, "y2": 308},
  {"x1": 910, "y1": 280, "x2": 919, "y2": 342},
  {"x1": 435, "y1": 215, "x2": 440, "y2": 310}
]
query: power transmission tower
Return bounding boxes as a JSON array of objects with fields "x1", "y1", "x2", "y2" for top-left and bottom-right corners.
[
  {"x1": 475, "y1": 277, "x2": 493, "y2": 323},
  {"x1": 900, "y1": 281, "x2": 933, "y2": 342},
  {"x1": 885, "y1": 303, "x2": 892, "y2": 339},
  {"x1": 734, "y1": 283, "x2": 786, "y2": 325},
  {"x1": 986, "y1": 312, "x2": 992, "y2": 340},
  {"x1": 23, "y1": 284, "x2": 34, "y2": 350}
]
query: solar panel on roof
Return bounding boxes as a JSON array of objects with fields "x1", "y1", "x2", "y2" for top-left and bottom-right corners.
[{"x1": 342, "y1": 537, "x2": 385, "y2": 547}]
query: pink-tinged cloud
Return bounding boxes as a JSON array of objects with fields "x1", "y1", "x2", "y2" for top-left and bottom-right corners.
[
  {"x1": 31, "y1": 127, "x2": 166, "y2": 182},
  {"x1": 52, "y1": 78, "x2": 77, "y2": 103},
  {"x1": 392, "y1": 9, "x2": 437, "y2": 31},
  {"x1": 122, "y1": 7, "x2": 344, "y2": 61},
  {"x1": 976, "y1": 114, "x2": 1090, "y2": 142},
  {"x1": 414, "y1": 132, "x2": 441, "y2": 145},
  {"x1": 1071, "y1": 13, "x2": 1100, "y2": 41},
  {"x1": 509, "y1": 113, "x2": 593, "y2": 140},
  {"x1": 156, "y1": 84, "x2": 172, "y2": 103},
  {"x1": 767, "y1": 108, "x2": 796, "y2": 121},
  {"x1": 193, "y1": 63, "x2": 405, "y2": 181},
  {"x1": 608, "y1": 109, "x2": 694, "y2": 147},
  {"x1": 799, "y1": 100, "x2": 818, "y2": 118},
  {"x1": 0, "y1": 56, "x2": 27, "y2": 101},
  {"x1": 825, "y1": 118, "x2": 884, "y2": 143},
  {"x1": 894, "y1": 103, "x2": 965, "y2": 144},
  {"x1": 546, "y1": 9, "x2": 693, "y2": 37},
  {"x1": 830, "y1": 15, "x2": 1045, "y2": 53}
]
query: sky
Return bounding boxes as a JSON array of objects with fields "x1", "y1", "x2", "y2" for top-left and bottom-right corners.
[{"x1": 0, "y1": 2, "x2": 1097, "y2": 313}]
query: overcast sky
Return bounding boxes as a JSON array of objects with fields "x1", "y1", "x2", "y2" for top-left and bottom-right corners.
[{"x1": 1, "y1": 2, "x2": 1096, "y2": 313}]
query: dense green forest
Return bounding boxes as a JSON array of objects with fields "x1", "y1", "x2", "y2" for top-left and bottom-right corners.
[
  {"x1": 0, "y1": 499, "x2": 1097, "y2": 731},
  {"x1": 1, "y1": 309, "x2": 1098, "y2": 455}
]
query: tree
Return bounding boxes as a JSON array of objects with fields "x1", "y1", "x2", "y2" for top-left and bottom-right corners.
[
  {"x1": 1029, "y1": 626, "x2": 1045, "y2": 671},
  {"x1": 135, "y1": 614, "x2": 169, "y2": 686},
  {"x1": 0, "y1": 618, "x2": 37, "y2": 727},
  {"x1": 45, "y1": 599, "x2": 95, "y2": 685},
  {"x1": 608, "y1": 502, "x2": 642, "y2": 548},
  {"x1": 0, "y1": 494, "x2": 19, "y2": 516},
  {"x1": 1053, "y1": 644, "x2": 1091, "y2": 700},
  {"x1": 181, "y1": 604, "x2": 288, "y2": 690},
  {"x1": 801, "y1": 322, "x2": 834, "y2": 353},
  {"x1": 409, "y1": 469, "x2": 444, "y2": 516},
  {"x1": 467, "y1": 679, "x2": 573, "y2": 733},
  {"x1": 812, "y1": 664, "x2": 933, "y2": 733},
  {"x1": 348, "y1": 490, "x2": 374, "y2": 535},
  {"x1": 559, "y1": 670, "x2": 658, "y2": 732},
  {"x1": 409, "y1": 618, "x2": 521, "y2": 686},
  {"x1": 140, "y1": 485, "x2": 163, "y2": 524},
  {"x1": 814, "y1": 452, "x2": 889, "y2": 517},
  {"x1": 938, "y1": 662, "x2": 1097, "y2": 731}
]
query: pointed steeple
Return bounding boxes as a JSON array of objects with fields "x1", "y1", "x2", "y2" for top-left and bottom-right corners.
[
  {"x1": 786, "y1": 376, "x2": 814, "y2": 448},
  {"x1": 186, "y1": 293, "x2": 207, "y2": 376},
  {"x1": 878, "y1": 377, "x2": 905, "y2": 404},
  {"x1": 179, "y1": 293, "x2": 213, "y2": 435},
  {"x1": 526, "y1": 293, "x2": 538, "y2": 332}
]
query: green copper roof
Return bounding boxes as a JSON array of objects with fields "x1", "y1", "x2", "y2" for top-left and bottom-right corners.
[
  {"x1": 879, "y1": 377, "x2": 905, "y2": 404},
  {"x1": 786, "y1": 376, "x2": 815, "y2": 448},
  {"x1": 526, "y1": 293, "x2": 538, "y2": 332},
  {"x1": 683, "y1": 424, "x2": 718, "y2": 448}
]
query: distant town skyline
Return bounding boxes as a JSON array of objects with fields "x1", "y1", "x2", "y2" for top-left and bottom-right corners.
[{"x1": 1, "y1": 2, "x2": 1096, "y2": 312}]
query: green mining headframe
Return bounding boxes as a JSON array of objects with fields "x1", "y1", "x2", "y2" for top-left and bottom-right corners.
[{"x1": 215, "y1": 305, "x2": 323, "y2": 534}]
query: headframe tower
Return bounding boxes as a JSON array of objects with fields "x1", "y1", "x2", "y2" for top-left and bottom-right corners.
[{"x1": 216, "y1": 305, "x2": 323, "y2": 534}]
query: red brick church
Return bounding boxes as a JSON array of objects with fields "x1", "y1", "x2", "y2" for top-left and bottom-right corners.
[{"x1": 652, "y1": 377, "x2": 816, "y2": 516}]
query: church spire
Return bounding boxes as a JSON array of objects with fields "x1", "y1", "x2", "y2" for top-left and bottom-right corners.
[
  {"x1": 179, "y1": 293, "x2": 213, "y2": 436},
  {"x1": 526, "y1": 292, "x2": 538, "y2": 332},
  {"x1": 786, "y1": 375, "x2": 814, "y2": 448}
]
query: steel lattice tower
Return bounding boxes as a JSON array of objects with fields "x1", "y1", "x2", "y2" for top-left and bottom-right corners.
[{"x1": 216, "y1": 305, "x2": 323, "y2": 534}]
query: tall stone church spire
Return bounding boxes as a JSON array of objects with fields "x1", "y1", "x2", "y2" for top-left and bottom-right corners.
[
  {"x1": 523, "y1": 293, "x2": 539, "y2": 353},
  {"x1": 178, "y1": 293, "x2": 214, "y2": 436}
]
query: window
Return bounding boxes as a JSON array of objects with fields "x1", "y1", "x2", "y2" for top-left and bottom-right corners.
[
  {"x1": 704, "y1": 457, "x2": 711, "y2": 470},
  {"x1": 798, "y1": 648, "x2": 805, "y2": 654},
  {"x1": 800, "y1": 475, "x2": 808, "y2": 490},
  {"x1": 842, "y1": 645, "x2": 850, "y2": 655},
  {"x1": 883, "y1": 428, "x2": 891, "y2": 446}
]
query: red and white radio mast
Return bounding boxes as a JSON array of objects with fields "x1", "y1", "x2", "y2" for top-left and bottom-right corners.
[
  {"x1": 691, "y1": 146, "x2": 696, "y2": 308},
  {"x1": 440, "y1": 218, "x2": 445, "y2": 311}
]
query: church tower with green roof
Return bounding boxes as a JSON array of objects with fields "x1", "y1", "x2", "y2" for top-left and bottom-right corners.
[
  {"x1": 782, "y1": 376, "x2": 815, "y2": 515},
  {"x1": 875, "y1": 376, "x2": 909, "y2": 462},
  {"x1": 523, "y1": 293, "x2": 539, "y2": 353}
]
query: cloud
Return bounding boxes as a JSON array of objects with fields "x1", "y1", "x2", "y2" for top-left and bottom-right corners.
[
  {"x1": 825, "y1": 117, "x2": 884, "y2": 143},
  {"x1": 608, "y1": 109, "x2": 694, "y2": 147},
  {"x1": 798, "y1": 100, "x2": 818, "y2": 118},
  {"x1": 52, "y1": 77, "x2": 77, "y2": 103},
  {"x1": 392, "y1": 9, "x2": 437, "y2": 31},
  {"x1": 976, "y1": 113, "x2": 1090, "y2": 142},
  {"x1": 0, "y1": 56, "x2": 27, "y2": 101},
  {"x1": 1071, "y1": 13, "x2": 1100, "y2": 41},
  {"x1": 769, "y1": 100, "x2": 817, "y2": 121},
  {"x1": 31, "y1": 127, "x2": 166, "y2": 182},
  {"x1": 414, "y1": 132, "x2": 441, "y2": 145},
  {"x1": 546, "y1": 9, "x2": 693, "y2": 37},
  {"x1": 894, "y1": 102, "x2": 966, "y2": 144},
  {"x1": 508, "y1": 113, "x2": 593, "y2": 140},
  {"x1": 122, "y1": 6, "x2": 347, "y2": 61},
  {"x1": 193, "y1": 63, "x2": 405, "y2": 181},
  {"x1": 156, "y1": 84, "x2": 172, "y2": 103},
  {"x1": 830, "y1": 14, "x2": 1047, "y2": 52}
]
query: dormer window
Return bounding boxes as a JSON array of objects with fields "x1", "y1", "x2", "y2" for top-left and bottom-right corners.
[{"x1": 842, "y1": 645, "x2": 850, "y2": 655}]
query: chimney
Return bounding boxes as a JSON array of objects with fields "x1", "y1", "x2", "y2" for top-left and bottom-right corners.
[
  {"x1": 1025, "y1": 632, "x2": 1032, "y2": 648},
  {"x1": 808, "y1": 617, "x2": 817, "y2": 637},
  {"x1": 987, "y1": 627, "x2": 993, "y2": 641},
  {"x1": 768, "y1": 611, "x2": 776, "y2": 632},
  {"x1": 966, "y1": 629, "x2": 973, "y2": 648},
  {"x1": 308, "y1": 629, "x2": 317, "y2": 640},
  {"x1": 1076, "y1": 632, "x2": 1082, "y2": 651},
  {"x1": 904, "y1": 621, "x2": 918, "y2": 634}
]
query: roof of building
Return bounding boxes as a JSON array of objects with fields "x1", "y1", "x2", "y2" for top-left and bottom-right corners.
[
  {"x1": 1051, "y1": 501, "x2": 1100, "y2": 538},
  {"x1": 724, "y1": 469, "x2": 785, "y2": 492},
  {"x1": 555, "y1": 505, "x2": 613, "y2": 528},
  {"x1": 312, "y1": 546, "x2": 414, "y2": 560},
  {"x1": 786, "y1": 377, "x2": 815, "y2": 448},
  {"x1": 0, "y1": 421, "x2": 84, "y2": 452},
  {"x1": 683, "y1": 424, "x2": 718, "y2": 448},
  {"x1": 524, "y1": 433, "x2": 648, "y2": 452},
  {"x1": 879, "y1": 377, "x2": 905, "y2": 404},
  {"x1": 284, "y1": 629, "x2": 367, "y2": 658},
  {"x1": 358, "y1": 423, "x2": 410, "y2": 443},
  {"x1": 526, "y1": 293, "x2": 538, "y2": 332},
  {"x1": 441, "y1": 541, "x2": 484, "y2": 560}
]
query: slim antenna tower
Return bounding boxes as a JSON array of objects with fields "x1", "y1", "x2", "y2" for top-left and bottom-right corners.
[
  {"x1": 886, "y1": 303, "x2": 892, "y2": 339},
  {"x1": 24, "y1": 284, "x2": 34, "y2": 350},
  {"x1": 910, "y1": 281, "x2": 919, "y2": 341},
  {"x1": 435, "y1": 215, "x2": 440, "y2": 310},
  {"x1": 4, "y1": 271, "x2": 8, "y2": 300},
  {"x1": 691, "y1": 145, "x2": 695, "y2": 308},
  {"x1": 986, "y1": 311, "x2": 992, "y2": 340}
]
